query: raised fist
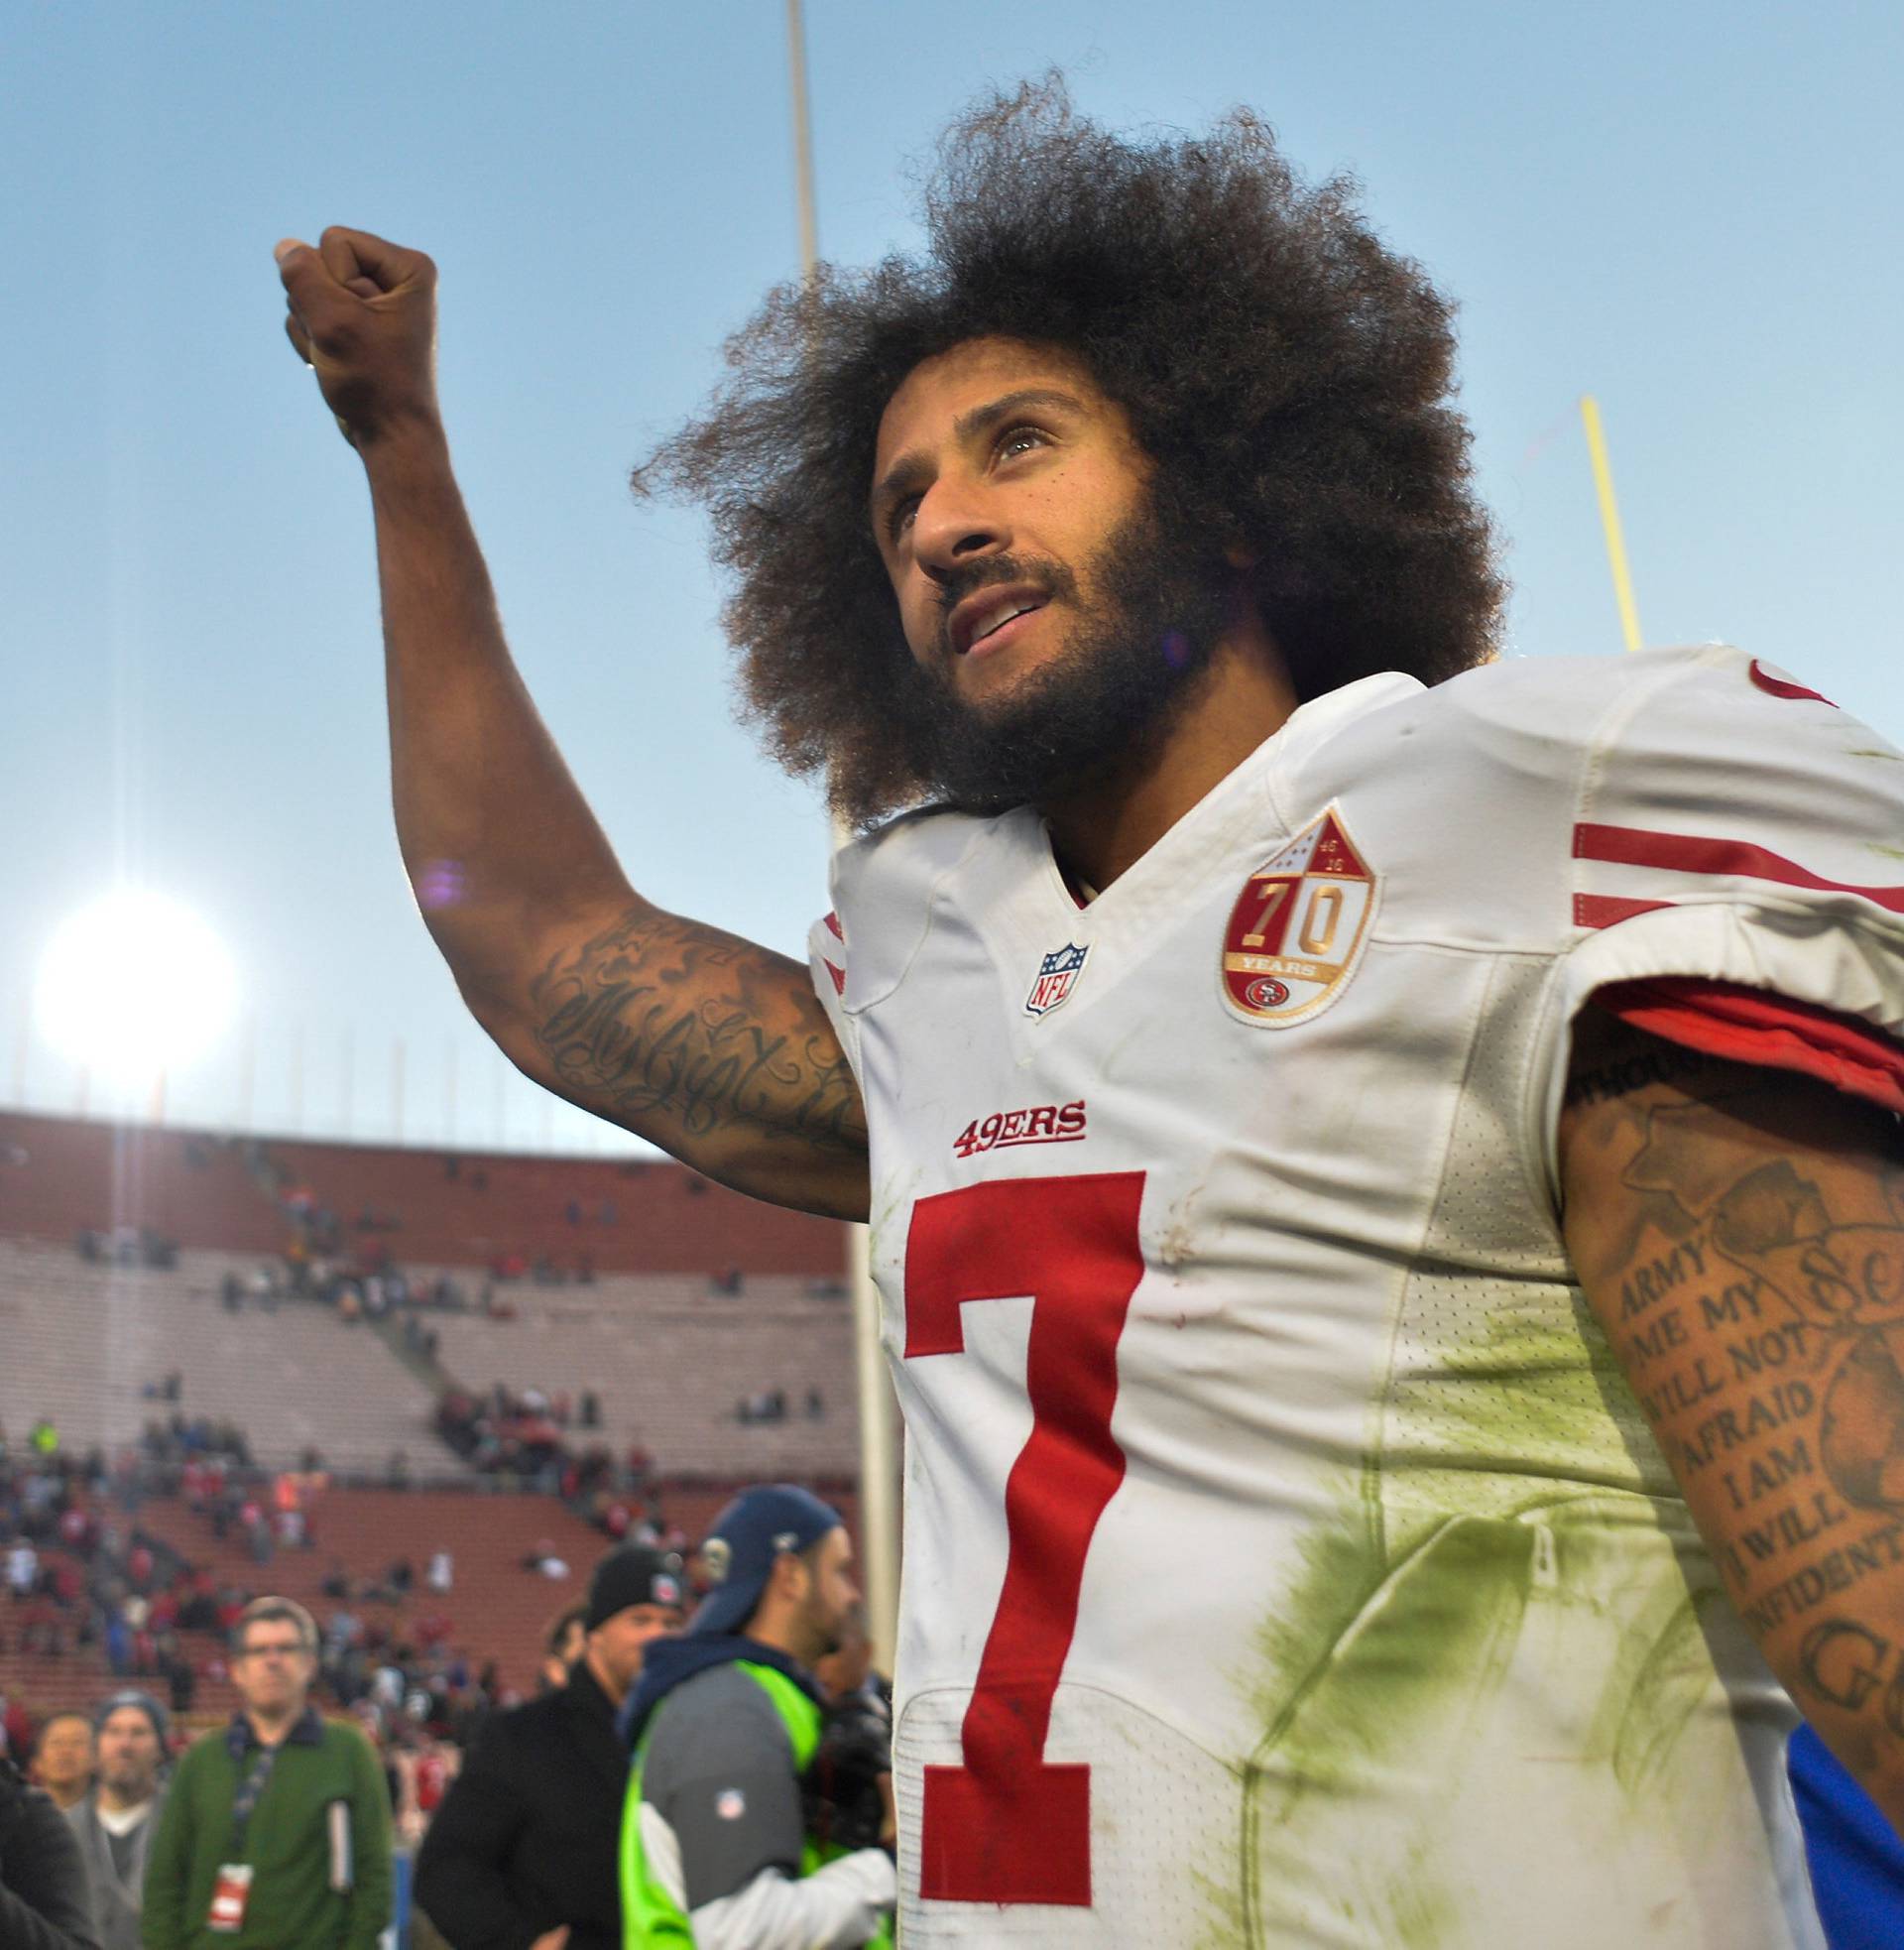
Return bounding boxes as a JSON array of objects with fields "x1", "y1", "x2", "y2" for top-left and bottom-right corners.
[{"x1": 274, "y1": 227, "x2": 439, "y2": 446}]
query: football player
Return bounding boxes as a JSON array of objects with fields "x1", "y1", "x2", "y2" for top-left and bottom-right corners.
[{"x1": 276, "y1": 79, "x2": 1903, "y2": 1947}]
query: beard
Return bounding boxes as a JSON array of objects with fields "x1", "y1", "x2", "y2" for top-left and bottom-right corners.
[{"x1": 887, "y1": 497, "x2": 1238, "y2": 815}]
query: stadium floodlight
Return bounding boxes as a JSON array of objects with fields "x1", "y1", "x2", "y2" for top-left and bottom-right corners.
[{"x1": 35, "y1": 888, "x2": 238, "y2": 1089}]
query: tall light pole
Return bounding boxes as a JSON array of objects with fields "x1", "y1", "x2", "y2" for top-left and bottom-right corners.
[
  {"x1": 784, "y1": 0, "x2": 901, "y2": 1673},
  {"x1": 1579, "y1": 395, "x2": 1644, "y2": 654},
  {"x1": 785, "y1": 0, "x2": 820, "y2": 287}
]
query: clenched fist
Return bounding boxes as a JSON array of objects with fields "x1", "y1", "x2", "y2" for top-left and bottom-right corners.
[{"x1": 274, "y1": 227, "x2": 439, "y2": 447}]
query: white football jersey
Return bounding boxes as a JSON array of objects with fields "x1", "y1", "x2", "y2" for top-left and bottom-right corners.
[{"x1": 807, "y1": 644, "x2": 1904, "y2": 1948}]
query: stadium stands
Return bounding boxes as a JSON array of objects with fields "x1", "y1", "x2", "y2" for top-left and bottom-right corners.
[
  {"x1": 0, "y1": 1241, "x2": 860, "y2": 1478},
  {"x1": 0, "y1": 1475, "x2": 865, "y2": 1720},
  {"x1": 420, "y1": 1277, "x2": 858, "y2": 1476},
  {"x1": 134, "y1": 1488, "x2": 612, "y2": 1695},
  {"x1": 0, "y1": 1111, "x2": 846, "y2": 1279},
  {"x1": 0, "y1": 1241, "x2": 448, "y2": 1475},
  {"x1": 0, "y1": 1112, "x2": 284, "y2": 1255},
  {"x1": 235, "y1": 1129, "x2": 840, "y2": 1278},
  {"x1": 0, "y1": 1105, "x2": 867, "y2": 1739},
  {"x1": 0, "y1": 1107, "x2": 862, "y2": 1475}
]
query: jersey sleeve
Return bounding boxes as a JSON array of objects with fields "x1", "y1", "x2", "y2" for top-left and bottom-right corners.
[
  {"x1": 805, "y1": 906, "x2": 860, "y2": 1085},
  {"x1": 805, "y1": 806, "x2": 989, "y2": 1091},
  {"x1": 1530, "y1": 646, "x2": 1904, "y2": 1182}
]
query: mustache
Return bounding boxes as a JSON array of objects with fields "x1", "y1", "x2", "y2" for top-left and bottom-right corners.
[{"x1": 930, "y1": 554, "x2": 1079, "y2": 655}]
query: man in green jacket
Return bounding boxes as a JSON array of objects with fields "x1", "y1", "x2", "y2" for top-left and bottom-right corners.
[{"x1": 142, "y1": 1597, "x2": 391, "y2": 1949}]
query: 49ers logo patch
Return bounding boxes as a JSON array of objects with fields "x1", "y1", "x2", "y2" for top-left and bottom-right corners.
[{"x1": 1222, "y1": 807, "x2": 1377, "y2": 1027}]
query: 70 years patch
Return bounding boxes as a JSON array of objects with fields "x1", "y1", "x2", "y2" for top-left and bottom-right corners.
[{"x1": 1221, "y1": 807, "x2": 1377, "y2": 1027}]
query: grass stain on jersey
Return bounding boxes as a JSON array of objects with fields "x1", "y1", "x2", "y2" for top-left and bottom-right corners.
[{"x1": 1225, "y1": 1270, "x2": 1739, "y2": 1945}]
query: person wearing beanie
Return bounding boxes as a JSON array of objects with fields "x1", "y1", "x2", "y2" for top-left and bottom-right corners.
[
  {"x1": 415, "y1": 1544, "x2": 684, "y2": 1950},
  {"x1": 64, "y1": 1691, "x2": 169, "y2": 1950},
  {"x1": 617, "y1": 1485, "x2": 895, "y2": 1949}
]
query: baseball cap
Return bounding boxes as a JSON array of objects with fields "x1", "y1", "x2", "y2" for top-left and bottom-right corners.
[
  {"x1": 688, "y1": 1485, "x2": 842, "y2": 1639},
  {"x1": 585, "y1": 1545, "x2": 687, "y2": 1632}
]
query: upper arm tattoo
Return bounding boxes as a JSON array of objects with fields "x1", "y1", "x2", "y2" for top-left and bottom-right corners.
[
  {"x1": 1563, "y1": 1016, "x2": 1904, "y2": 1773},
  {"x1": 526, "y1": 906, "x2": 867, "y2": 1162}
]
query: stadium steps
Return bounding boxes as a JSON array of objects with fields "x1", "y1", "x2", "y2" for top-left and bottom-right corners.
[
  {"x1": 0, "y1": 1242, "x2": 457, "y2": 1475},
  {"x1": 420, "y1": 1280, "x2": 863, "y2": 1477}
]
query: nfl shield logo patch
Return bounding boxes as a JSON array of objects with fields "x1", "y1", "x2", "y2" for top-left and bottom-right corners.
[
  {"x1": 1221, "y1": 807, "x2": 1377, "y2": 1027},
  {"x1": 1025, "y1": 942, "x2": 1089, "y2": 1018}
]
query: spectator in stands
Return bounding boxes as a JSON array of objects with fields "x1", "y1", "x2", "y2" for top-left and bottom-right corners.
[
  {"x1": 0, "y1": 1750, "x2": 101, "y2": 1950},
  {"x1": 618, "y1": 1487, "x2": 894, "y2": 1947},
  {"x1": 30, "y1": 1713, "x2": 95, "y2": 1814},
  {"x1": 8, "y1": 1536, "x2": 38, "y2": 1598},
  {"x1": 412, "y1": 1736, "x2": 451, "y2": 1825},
  {"x1": 520, "y1": 1540, "x2": 567, "y2": 1580},
  {"x1": 426, "y1": 1547, "x2": 453, "y2": 1595},
  {"x1": 537, "y1": 1601, "x2": 588, "y2": 1694},
  {"x1": 143, "y1": 1597, "x2": 393, "y2": 1950},
  {"x1": 415, "y1": 1546, "x2": 685, "y2": 1950},
  {"x1": 161, "y1": 1649, "x2": 195, "y2": 1718},
  {"x1": 63, "y1": 1691, "x2": 169, "y2": 1950}
]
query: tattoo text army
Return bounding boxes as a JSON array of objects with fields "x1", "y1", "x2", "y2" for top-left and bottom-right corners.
[{"x1": 1598, "y1": 1085, "x2": 1904, "y2": 1735}]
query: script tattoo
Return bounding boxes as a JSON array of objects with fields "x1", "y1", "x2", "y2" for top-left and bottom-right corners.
[
  {"x1": 1566, "y1": 1031, "x2": 1904, "y2": 1764},
  {"x1": 527, "y1": 907, "x2": 867, "y2": 1161},
  {"x1": 1562, "y1": 1039, "x2": 1708, "y2": 1109}
]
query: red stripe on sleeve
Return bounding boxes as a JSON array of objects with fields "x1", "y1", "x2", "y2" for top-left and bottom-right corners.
[
  {"x1": 824, "y1": 912, "x2": 844, "y2": 940},
  {"x1": 1749, "y1": 660, "x2": 1838, "y2": 706},
  {"x1": 822, "y1": 958, "x2": 846, "y2": 996},
  {"x1": 1575, "y1": 823, "x2": 1904, "y2": 916},
  {"x1": 1575, "y1": 893, "x2": 1675, "y2": 930},
  {"x1": 1595, "y1": 977, "x2": 1904, "y2": 1116}
]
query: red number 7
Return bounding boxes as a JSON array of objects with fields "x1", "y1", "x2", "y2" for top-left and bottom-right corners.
[{"x1": 903, "y1": 1171, "x2": 1147, "y2": 1907}]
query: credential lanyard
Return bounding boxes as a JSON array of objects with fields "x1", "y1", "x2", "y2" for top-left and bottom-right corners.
[{"x1": 227, "y1": 1740, "x2": 281, "y2": 1859}]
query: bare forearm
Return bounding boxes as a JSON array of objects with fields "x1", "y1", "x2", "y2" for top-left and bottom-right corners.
[
  {"x1": 361, "y1": 425, "x2": 637, "y2": 1012},
  {"x1": 277, "y1": 229, "x2": 868, "y2": 1210}
]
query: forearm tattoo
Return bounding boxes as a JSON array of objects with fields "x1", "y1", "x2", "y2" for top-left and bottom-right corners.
[
  {"x1": 528, "y1": 907, "x2": 867, "y2": 1159},
  {"x1": 1570, "y1": 1039, "x2": 1904, "y2": 1761}
]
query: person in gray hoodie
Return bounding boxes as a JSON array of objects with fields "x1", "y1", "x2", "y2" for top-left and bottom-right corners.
[{"x1": 63, "y1": 1691, "x2": 169, "y2": 1950}]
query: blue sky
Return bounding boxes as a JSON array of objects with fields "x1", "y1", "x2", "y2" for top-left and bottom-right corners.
[{"x1": 3, "y1": 0, "x2": 1898, "y2": 1152}]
